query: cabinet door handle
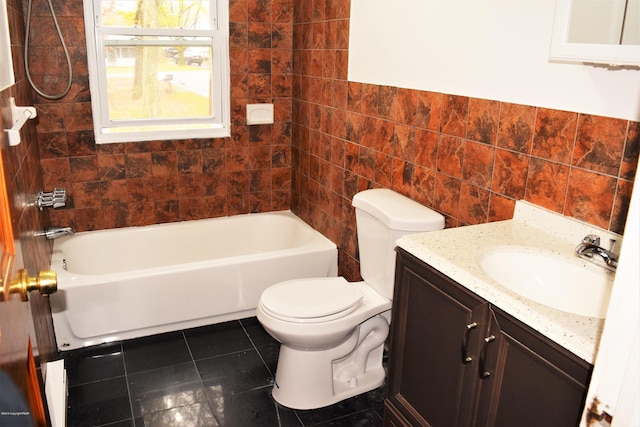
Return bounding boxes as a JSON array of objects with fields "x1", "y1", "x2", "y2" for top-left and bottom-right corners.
[
  {"x1": 461, "y1": 322, "x2": 478, "y2": 363},
  {"x1": 479, "y1": 335, "x2": 496, "y2": 378}
]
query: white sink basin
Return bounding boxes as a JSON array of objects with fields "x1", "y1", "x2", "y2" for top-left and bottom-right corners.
[{"x1": 480, "y1": 246, "x2": 614, "y2": 318}]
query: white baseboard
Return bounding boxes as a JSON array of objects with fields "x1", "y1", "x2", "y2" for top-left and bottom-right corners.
[{"x1": 45, "y1": 360, "x2": 67, "y2": 427}]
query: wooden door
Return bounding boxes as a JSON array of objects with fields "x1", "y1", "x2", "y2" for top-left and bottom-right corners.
[{"x1": 0, "y1": 141, "x2": 46, "y2": 426}]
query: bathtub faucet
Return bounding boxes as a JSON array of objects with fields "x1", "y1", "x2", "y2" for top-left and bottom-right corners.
[{"x1": 35, "y1": 226, "x2": 74, "y2": 240}]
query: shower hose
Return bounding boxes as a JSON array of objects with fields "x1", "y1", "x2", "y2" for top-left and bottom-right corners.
[{"x1": 24, "y1": 0, "x2": 73, "y2": 99}]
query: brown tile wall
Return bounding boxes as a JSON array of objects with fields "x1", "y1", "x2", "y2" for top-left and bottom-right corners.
[
  {"x1": 2, "y1": 0, "x2": 58, "y2": 362},
  {"x1": 289, "y1": 1, "x2": 639, "y2": 280},
  {"x1": 21, "y1": 0, "x2": 639, "y2": 284},
  {"x1": 32, "y1": 0, "x2": 293, "y2": 231}
]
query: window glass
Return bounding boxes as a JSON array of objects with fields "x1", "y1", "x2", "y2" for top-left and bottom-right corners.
[
  {"x1": 102, "y1": 39, "x2": 213, "y2": 121},
  {"x1": 85, "y1": 0, "x2": 229, "y2": 143},
  {"x1": 99, "y1": 0, "x2": 213, "y2": 30}
]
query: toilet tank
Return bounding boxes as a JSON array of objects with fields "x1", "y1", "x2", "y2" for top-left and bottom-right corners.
[{"x1": 352, "y1": 189, "x2": 444, "y2": 299}]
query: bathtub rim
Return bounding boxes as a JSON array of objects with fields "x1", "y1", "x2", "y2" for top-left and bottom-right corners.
[{"x1": 50, "y1": 210, "x2": 336, "y2": 287}]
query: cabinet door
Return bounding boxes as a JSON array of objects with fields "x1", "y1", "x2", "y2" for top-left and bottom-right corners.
[
  {"x1": 475, "y1": 307, "x2": 593, "y2": 427},
  {"x1": 386, "y1": 249, "x2": 489, "y2": 427},
  {"x1": 383, "y1": 400, "x2": 412, "y2": 427}
]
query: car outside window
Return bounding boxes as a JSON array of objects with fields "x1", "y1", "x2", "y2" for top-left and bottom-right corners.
[{"x1": 83, "y1": 0, "x2": 230, "y2": 143}]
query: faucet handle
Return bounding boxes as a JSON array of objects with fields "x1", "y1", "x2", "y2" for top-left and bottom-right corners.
[
  {"x1": 582, "y1": 234, "x2": 601, "y2": 246},
  {"x1": 37, "y1": 188, "x2": 67, "y2": 211}
]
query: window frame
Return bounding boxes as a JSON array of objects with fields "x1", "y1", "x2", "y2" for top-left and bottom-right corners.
[{"x1": 83, "y1": 0, "x2": 230, "y2": 144}]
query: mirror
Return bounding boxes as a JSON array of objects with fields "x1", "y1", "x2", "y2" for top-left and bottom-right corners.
[
  {"x1": 550, "y1": 0, "x2": 640, "y2": 66},
  {"x1": 568, "y1": 0, "x2": 639, "y2": 45}
]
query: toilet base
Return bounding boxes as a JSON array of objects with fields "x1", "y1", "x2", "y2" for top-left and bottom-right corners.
[{"x1": 271, "y1": 314, "x2": 389, "y2": 410}]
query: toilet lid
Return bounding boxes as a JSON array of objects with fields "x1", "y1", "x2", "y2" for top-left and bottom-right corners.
[{"x1": 261, "y1": 277, "x2": 363, "y2": 320}]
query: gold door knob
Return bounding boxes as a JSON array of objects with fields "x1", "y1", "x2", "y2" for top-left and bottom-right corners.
[{"x1": 8, "y1": 269, "x2": 57, "y2": 301}]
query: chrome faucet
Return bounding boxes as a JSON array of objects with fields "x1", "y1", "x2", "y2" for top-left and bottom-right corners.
[
  {"x1": 575, "y1": 234, "x2": 618, "y2": 269},
  {"x1": 36, "y1": 188, "x2": 67, "y2": 210},
  {"x1": 35, "y1": 226, "x2": 74, "y2": 240}
]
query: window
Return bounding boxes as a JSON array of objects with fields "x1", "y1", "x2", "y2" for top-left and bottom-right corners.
[{"x1": 83, "y1": 0, "x2": 230, "y2": 143}]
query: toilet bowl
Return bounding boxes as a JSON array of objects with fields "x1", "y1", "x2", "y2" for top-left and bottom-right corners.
[
  {"x1": 257, "y1": 279, "x2": 392, "y2": 410},
  {"x1": 257, "y1": 189, "x2": 444, "y2": 410}
]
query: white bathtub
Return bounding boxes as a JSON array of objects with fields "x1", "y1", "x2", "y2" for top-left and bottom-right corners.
[{"x1": 50, "y1": 211, "x2": 338, "y2": 351}]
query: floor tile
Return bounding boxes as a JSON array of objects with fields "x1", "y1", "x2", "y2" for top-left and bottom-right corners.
[
  {"x1": 295, "y1": 391, "x2": 380, "y2": 426},
  {"x1": 313, "y1": 408, "x2": 382, "y2": 427},
  {"x1": 128, "y1": 362, "x2": 207, "y2": 418},
  {"x1": 65, "y1": 317, "x2": 386, "y2": 426},
  {"x1": 134, "y1": 402, "x2": 219, "y2": 427},
  {"x1": 123, "y1": 331, "x2": 192, "y2": 374},
  {"x1": 240, "y1": 317, "x2": 278, "y2": 349},
  {"x1": 256, "y1": 341, "x2": 280, "y2": 376},
  {"x1": 67, "y1": 376, "x2": 132, "y2": 426},
  {"x1": 365, "y1": 385, "x2": 386, "y2": 418},
  {"x1": 197, "y1": 350, "x2": 273, "y2": 395},
  {"x1": 207, "y1": 386, "x2": 302, "y2": 427},
  {"x1": 184, "y1": 320, "x2": 254, "y2": 360},
  {"x1": 63, "y1": 342, "x2": 125, "y2": 387},
  {"x1": 276, "y1": 402, "x2": 304, "y2": 427},
  {"x1": 99, "y1": 420, "x2": 135, "y2": 427}
]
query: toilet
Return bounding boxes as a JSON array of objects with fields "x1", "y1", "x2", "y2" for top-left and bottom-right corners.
[{"x1": 256, "y1": 189, "x2": 445, "y2": 410}]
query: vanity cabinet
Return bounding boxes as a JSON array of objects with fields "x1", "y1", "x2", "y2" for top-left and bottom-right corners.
[{"x1": 384, "y1": 248, "x2": 593, "y2": 427}]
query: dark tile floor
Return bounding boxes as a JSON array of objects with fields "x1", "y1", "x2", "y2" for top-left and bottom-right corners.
[{"x1": 62, "y1": 317, "x2": 385, "y2": 427}]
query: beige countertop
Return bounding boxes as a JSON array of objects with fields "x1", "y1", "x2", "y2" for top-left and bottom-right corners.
[{"x1": 396, "y1": 201, "x2": 621, "y2": 364}]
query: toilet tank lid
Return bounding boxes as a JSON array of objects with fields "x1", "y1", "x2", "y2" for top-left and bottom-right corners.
[{"x1": 352, "y1": 189, "x2": 444, "y2": 231}]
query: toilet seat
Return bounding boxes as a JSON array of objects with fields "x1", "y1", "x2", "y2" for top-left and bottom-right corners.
[{"x1": 260, "y1": 277, "x2": 363, "y2": 323}]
